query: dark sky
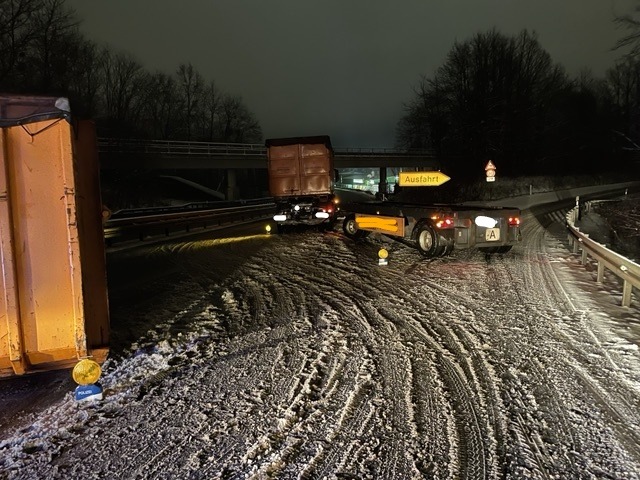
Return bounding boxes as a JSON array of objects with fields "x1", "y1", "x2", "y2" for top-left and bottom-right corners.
[{"x1": 68, "y1": 0, "x2": 634, "y2": 148}]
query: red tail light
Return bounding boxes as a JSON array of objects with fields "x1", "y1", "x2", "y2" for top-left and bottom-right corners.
[
  {"x1": 318, "y1": 204, "x2": 334, "y2": 213},
  {"x1": 435, "y1": 217, "x2": 454, "y2": 229},
  {"x1": 508, "y1": 216, "x2": 520, "y2": 227}
]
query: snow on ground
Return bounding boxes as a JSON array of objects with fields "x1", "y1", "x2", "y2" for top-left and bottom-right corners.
[{"x1": 1, "y1": 184, "x2": 640, "y2": 479}]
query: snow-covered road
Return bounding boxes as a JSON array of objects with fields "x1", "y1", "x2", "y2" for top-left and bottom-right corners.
[{"x1": 2, "y1": 193, "x2": 640, "y2": 479}]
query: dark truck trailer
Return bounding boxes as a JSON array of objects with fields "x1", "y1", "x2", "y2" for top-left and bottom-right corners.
[
  {"x1": 266, "y1": 136, "x2": 338, "y2": 230},
  {"x1": 341, "y1": 200, "x2": 522, "y2": 258}
]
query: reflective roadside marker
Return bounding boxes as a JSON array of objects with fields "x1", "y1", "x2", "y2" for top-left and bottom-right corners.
[
  {"x1": 72, "y1": 359, "x2": 103, "y2": 402},
  {"x1": 378, "y1": 248, "x2": 389, "y2": 266}
]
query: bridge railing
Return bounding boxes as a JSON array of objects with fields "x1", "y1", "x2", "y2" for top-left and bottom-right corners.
[
  {"x1": 334, "y1": 147, "x2": 435, "y2": 157},
  {"x1": 97, "y1": 138, "x2": 435, "y2": 158},
  {"x1": 97, "y1": 138, "x2": 266, "y2": 156}
]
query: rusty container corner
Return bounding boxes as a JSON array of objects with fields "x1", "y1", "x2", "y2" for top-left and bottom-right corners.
[{"x1": 0, "y1": 95, "x2": 110, "y2": 378}]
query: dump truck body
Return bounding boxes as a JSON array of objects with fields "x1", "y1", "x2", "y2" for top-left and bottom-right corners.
[
  {"x1": 0, "y1": 95, "x2": 109, "y2": 378},
  {"x1": 266, "y1": 136, "x2": 338, "y2": 228}
]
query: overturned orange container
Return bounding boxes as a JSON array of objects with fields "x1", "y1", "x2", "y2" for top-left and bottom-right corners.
[{"x1": 0, "y1": 95, "x2": 109, "y2": 377}]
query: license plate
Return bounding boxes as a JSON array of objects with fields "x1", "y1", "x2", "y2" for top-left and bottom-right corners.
[{"x1": 485, "y1": 228, "x2": 500, "y2": 241}]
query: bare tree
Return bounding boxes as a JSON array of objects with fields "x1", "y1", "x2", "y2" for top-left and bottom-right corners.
[
  {"x1": 199, "y1": 80, "x2": 221, "y2": 141},
  {"x1": 0, "y1": 0, "x2": 43, "y2": 89},
  {"x1": 64, "y1": 34, "x2": 101, "y2": 116},
  {"x1": 614, "y1": 3, "x2": 640, "y2": 57},
  {"x1": 176, "y1": 63, "x2": 204, "y2": 140},
  {"x1": 219, "y1": 94, "x2": 262, "y2": 143},
  {"x1": 396, "y1": 77, "x2": 444, "y2": 151},
  {"x1": 98, "y1": 49, "x2": 146, "y2": 135},
  {"x1": 29, "y1": 0, "x2": 79, "y2": 92},
  {"x1": 138, "y1": 71, "x2": 180, "y2": 139},
  {"x1": 605, "y1": 57, "x2": 640, "y2": 143}
]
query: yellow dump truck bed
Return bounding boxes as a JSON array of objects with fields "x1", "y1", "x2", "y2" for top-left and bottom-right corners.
[{"x1": 0, "y1": 95, "x2": 109, "y2": 378}]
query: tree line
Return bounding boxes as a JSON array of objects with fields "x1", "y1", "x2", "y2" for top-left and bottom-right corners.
[
  {"x1": 396, "y1": 27, "x2": 640, "y2": 177},
  {"x1": 0, "y1": 0, "x2": 262, "y2": 142}
]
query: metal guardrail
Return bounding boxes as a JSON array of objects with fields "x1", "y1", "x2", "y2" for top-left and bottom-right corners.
[
  {"x1": 566, "y1": 202, "x2": 640, "y2": 307},
  {"x1": 108, "y1": 198, "x2": 274, "y2": 219},
  {"x1": 104, "y1": 201, "x2": 275, "y2": 247}
]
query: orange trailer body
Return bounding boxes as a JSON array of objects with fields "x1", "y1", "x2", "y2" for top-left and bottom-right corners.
[{"x1": 0, "y1": 95, "x2": 109, "y2": 378}]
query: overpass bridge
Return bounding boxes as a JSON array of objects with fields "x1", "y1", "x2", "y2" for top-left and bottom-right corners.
[
  {"x1": 97, "y1": 139, "x2": 438, "y2": 170},
  {"x1": 97, "y1": 138, "x2": 439, "y2": 199}
]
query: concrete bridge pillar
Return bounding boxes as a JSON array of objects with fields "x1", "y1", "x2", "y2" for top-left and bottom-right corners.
[
  {"x1": 227, "y1": 169, "x2": 240, "y2": 200},
  {"x1": 378, "y1": 167, "x2": 388, "y2": 196}
]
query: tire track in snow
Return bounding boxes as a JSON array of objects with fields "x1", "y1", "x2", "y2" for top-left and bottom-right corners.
[
  {"x1": 321, "y1": 242, "x2": 493, "y2": 479},
  {"x1": 260, "y1": 236, "x2": 426, "y2": 477},
  {"x1": 212, "y1": 241, "x2": 384, "y2": 477}
]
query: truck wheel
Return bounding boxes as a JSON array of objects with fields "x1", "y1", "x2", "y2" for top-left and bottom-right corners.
[
  {"x1": 413, "y1": 221, "x2": 441, "y2": 257},
  {"x1": 343, "y1": 214, "x2": 369, "y2": 240}
]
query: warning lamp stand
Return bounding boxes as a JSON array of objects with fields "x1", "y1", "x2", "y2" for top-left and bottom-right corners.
[
  {"x1": 378, "y1": 248, "x2": 389, "y2": 266},
  {"x1": 72, "y1": 359, "x2": 104, "y2": 402}
]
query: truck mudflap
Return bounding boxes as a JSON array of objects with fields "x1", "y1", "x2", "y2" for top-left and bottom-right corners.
[{"x1": 0, "y1": 95, "x2": 109, "y2": 378}]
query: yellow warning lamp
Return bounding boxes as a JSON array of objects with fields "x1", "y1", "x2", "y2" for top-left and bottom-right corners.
[
  {"x1": 72, "y1": 359, "x2": 102, "y2": 386},
  {"x1": 378, "y1": 248, "x2": 389, "y2": 260},
  {"x1": 101, "y1": 206, "x2": 112, "y2": 224},
  {"x1": 265, "y1": 224, "x2": 272, "y2": 234}
]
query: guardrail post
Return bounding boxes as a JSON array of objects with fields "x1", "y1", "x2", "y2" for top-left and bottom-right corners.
[
  {"x1": 579, "y1": 234, "x2": 589, "y2": 264},
  {"x1": 597, "y1": 261, "x2": 604, "y2": 283},
  {"x1": 622, "y1": 281, "x2": 632, "y2": 307}
]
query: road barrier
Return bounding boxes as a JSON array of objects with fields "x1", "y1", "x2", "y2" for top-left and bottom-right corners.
[
  {"x1": 566, "y1": 201, "x2": 640, "y2": 307},
  {"x1": 104, "y1": 201, "x2": 275, "y2": 247}
]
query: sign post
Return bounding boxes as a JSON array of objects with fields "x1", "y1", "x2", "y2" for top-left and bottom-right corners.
[{"x1": 485, "y1": 160, "x2": 496, "y2": 182}]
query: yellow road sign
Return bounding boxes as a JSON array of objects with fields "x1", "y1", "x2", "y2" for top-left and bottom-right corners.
[{"x1": 399, "y1": 171, "x2": 451, "y2": 187}]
